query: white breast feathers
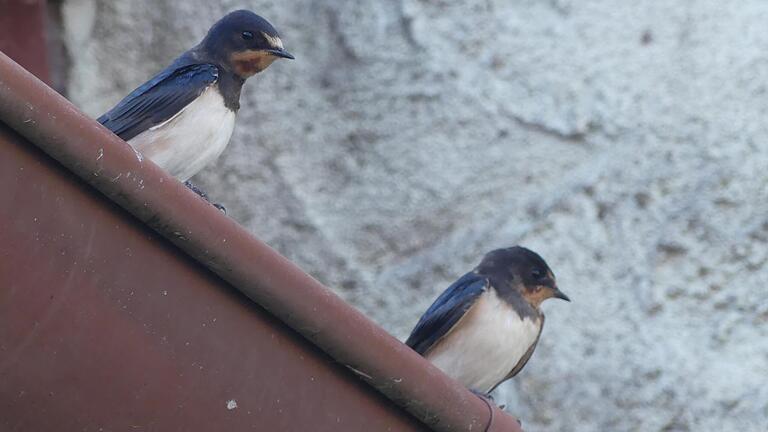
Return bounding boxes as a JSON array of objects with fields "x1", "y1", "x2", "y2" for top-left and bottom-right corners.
[
  {"x1": 425, "y1": 289, "x2": 542, "y2": 393},
  {"x1": 128, "y1": 86, "x2": 236, "y2": 182}
]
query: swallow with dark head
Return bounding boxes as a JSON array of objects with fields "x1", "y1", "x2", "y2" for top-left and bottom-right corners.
[
  {"x1": 406, "y1": 246, "x2": 569, "y2": 395},
  {"x1": 97, "y1": 10, "x2": 293, "y2": 202}
]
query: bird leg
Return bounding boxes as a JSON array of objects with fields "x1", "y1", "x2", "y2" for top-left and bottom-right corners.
[
  {"x1": 471, "y1": 389, "x2": 522, "y2": 432},
  {"x1": 470, "y1": 389, "x2": 494, "y2": 402},
  {"x1": 469, "y1": 389, "x2": 519, "y2": 431},
  {"x1": 184, "y1": 181, "x2": 227, "y2": 214},
  {"x1": 470, "y1": 389, "x2": 505, "y2": 409},
  {"x1": 470, "y1": 389, "x2": 496, "y2": 432}
]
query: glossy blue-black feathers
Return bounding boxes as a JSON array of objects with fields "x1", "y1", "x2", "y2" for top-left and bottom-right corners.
[
  {"x1": 405, "y1": 272, "x2": 488, "y2": 355},
  {"x1": 98, "y1": 63, "x2": 219, "y2": 141}
]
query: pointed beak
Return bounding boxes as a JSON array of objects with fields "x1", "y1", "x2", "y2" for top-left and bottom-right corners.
[
  {"x1": 553, "y1": 287, "x2": 571, "y2": 302},
  {"x1": 267, "y1": 48, "x2": 295, "y2": 60}
]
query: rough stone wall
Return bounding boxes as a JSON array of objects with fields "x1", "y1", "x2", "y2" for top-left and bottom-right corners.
[{"x1": 61, "y1": 0, "x2": 768, "y2": 430}]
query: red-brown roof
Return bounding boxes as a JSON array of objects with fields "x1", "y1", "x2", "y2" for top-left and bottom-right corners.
[{"x1": 0, "y1": 51, "x2": 523, "y2": 431}]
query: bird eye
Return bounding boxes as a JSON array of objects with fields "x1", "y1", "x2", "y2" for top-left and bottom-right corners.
[
  {"x1": 531, "y1": 269, "x2": 544, "y2": 279},
  {"x1": 241, "y1": 31, "x2": 254, "y2": 40}
]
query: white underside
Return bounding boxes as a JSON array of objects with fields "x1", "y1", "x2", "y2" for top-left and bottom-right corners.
[
  {"x1": 128, "y1": 86, "x2": 236, "y2": 182},
  {"x1": 425, "y1": 289, "x2": 541, "y2": 393}
]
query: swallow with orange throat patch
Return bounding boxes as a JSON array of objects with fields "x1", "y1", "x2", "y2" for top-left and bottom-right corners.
[
  {"x1": 406, "y1": 246, "x2": 570, "y2": 399},
  {"x1": 98, "y1": 10, "x2": 293, "y2": 210}
]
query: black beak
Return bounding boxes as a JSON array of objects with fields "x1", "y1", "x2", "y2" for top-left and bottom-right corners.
[
  {"x1": 553, "y1": 287, "x2": 571, "y2": 302},
  {"x1": 267, "y1": 48, "x2": 295, "y2": 60}
]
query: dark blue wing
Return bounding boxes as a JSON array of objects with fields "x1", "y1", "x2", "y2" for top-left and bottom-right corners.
[
  {"x1": 405, "y1": 272, "x2": 488, "y2": 355},
  {"x1": 98, "y1": 63, "x2": 219, "y2": 141}
]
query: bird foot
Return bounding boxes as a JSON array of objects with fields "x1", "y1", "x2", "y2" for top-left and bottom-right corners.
[
  {"x1": 471, "y1": 390, "x2": 501, "y2": 432},
  {"x1": 470, "y1": 389, "x2": 496, "y2": 404},
  {"x1": 184, "y1": 181, "x2": 226, "y2": 214},
  {"x1": 473, "y1": 390, "x2": 505, "y2": 408},
  {"x1": 469, "y1": 391, "x2": 508, "y2": 410},
  {"x1": 183, "y1": 180, "x2": 208, "y2": 198}
]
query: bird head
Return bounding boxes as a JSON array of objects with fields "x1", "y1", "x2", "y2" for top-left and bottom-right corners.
[
  {"x1": 478, "y1": 246, "x2": 570, "y2": 308},
  {"x1": 199, "y1": 10, "x2": 294, "y2": 79}
]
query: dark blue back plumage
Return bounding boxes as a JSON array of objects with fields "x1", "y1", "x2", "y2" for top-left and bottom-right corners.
[
  {"x1": 405, "y1": 272, "x2": 488, "y2": 355},
  {"x1": 98, "y1": 62, "x2": 219, "y2": 141}
]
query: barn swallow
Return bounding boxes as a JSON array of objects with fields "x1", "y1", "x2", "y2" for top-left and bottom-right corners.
[
  {"x1": 97, "y1": 10, "x2": 293, "y2": 200},
  {"x1": 406, "y1": 246, "x2": 569, "y2": 395}
]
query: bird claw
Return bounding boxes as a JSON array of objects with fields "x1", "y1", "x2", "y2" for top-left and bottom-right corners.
[
  {"x1": 470, "y1": 390, "x2": 508, "y2": 409},
  {"x1": 470, "y1": 389, "x2": 496, "y2": 404},
  {"x1": 470, "y1": 390, "x2": 502, "y2": 432},
  {"x1": 183, "y1": 180, "x2": 208, "y2": 199},
  {"x1": 184, "y1": 181, "x2": 226, "y2": 214}
]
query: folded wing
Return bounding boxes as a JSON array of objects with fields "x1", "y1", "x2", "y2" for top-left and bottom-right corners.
[
  {"x1": 406, "y1": 272, "x2": 488, "y2": 355},
  {"x1": 98, "y1": 63, "x2": 219, "y2": 142}
]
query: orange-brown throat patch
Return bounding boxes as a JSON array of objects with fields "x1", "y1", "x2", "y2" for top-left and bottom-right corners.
[
  {"x1": 230, "y1": 50, "x2": 278, "y2": 78},
  {"x1": 522, "y1": 285, "x2": 555, "y2": 308}
]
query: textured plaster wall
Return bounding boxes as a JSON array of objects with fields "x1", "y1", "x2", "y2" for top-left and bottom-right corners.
[{"x1": 62, "y1": 0, "x2": 768, "y2": 430}]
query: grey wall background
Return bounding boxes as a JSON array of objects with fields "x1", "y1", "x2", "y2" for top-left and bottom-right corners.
[{"x1": 60, "y1": 0, "x2": 768, "y2": 430}]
